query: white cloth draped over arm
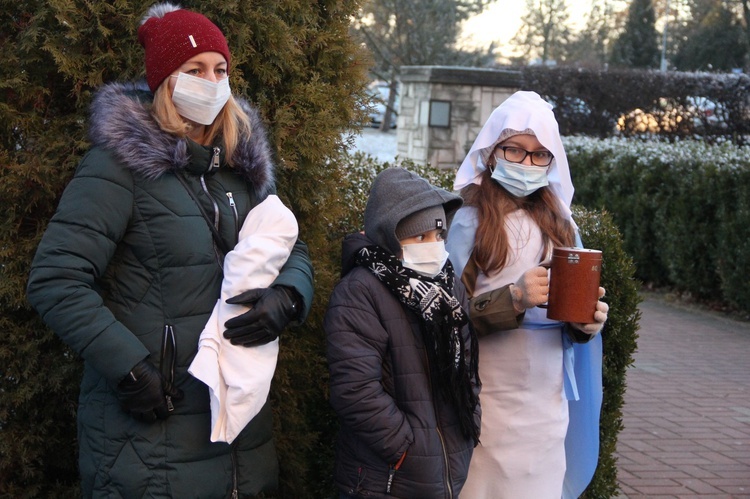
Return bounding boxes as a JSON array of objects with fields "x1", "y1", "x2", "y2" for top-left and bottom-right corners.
[{"x1": 188, "y1": 194, "x2": 298, "y2": 443}]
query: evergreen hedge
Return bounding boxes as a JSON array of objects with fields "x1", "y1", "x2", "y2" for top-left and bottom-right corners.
[
  {"x1": 1, "y1": 1, "x2": 369, "y2": 497},
  {"x1": 574, "y1": 206, "x2": 641, "y2": 499},
  {"x1": 565, "y1": 136, "x2": 750, "y2": 315},
  {"x1": 523, "y1": 66, "x2": 750, "y2": 145}
]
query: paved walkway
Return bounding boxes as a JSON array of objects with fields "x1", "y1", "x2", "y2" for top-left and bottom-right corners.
[{"x1": 616, "y1": 295, "x2": 750, "y2": 498}]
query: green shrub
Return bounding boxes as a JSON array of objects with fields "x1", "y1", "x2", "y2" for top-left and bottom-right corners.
[
  {"x1": 574, "y1": 207, "x2": 641, "y2": 498},
  {"x1": 564, "y1": 138, "x2": 672, "y2": 287},
  {"x1": 1, "y1": 1, "x2": 370, "y2": 497},
  {"x1": 565, "y1": 136, "x2": 750, "y2": 313},
  {"x1": 714, "y1": 167, "x2": 750, "y2": 312}
]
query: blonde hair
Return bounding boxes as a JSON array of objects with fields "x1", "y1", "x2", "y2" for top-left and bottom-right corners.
[{"x1": 151, "y1": 80, "x2": 252, "y2": 164}]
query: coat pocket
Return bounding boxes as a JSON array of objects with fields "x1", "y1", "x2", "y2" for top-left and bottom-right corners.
[{"x1": 385, "y1": 451, "x2": 408, "y2": 495}]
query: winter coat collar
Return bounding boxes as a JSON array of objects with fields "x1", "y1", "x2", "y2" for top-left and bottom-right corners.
[
  {"x1": 340, "y1": 232, "x2": 372, "y2": 277},
  {"x1": 88, "y1": 81, "x2": 274, "y2": 198}
]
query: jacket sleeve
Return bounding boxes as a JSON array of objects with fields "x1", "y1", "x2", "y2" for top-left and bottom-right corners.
[
  {"x1": 324, "y1": 274, "x2": 414, "y2": 463},
  {"x1": 26, "y1": 149, "x2": 149, "y2": 384},
  {"x1": 271, "y1": 238, "x2": 314, "y2": 322}
]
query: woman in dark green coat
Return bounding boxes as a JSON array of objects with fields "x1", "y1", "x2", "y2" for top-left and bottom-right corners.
[{"x1": 26, "y1": 3, "x2": 314, "y2": 497}]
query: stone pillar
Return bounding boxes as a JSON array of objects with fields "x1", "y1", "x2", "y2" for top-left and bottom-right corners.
[{"x1": 397, "y1": 66, "x2": 522, "y2": 171}]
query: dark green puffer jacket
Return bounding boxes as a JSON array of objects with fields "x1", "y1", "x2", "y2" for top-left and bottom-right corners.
[{"x1": 26, "y1": 81, "x2": 314, "y2": 498}]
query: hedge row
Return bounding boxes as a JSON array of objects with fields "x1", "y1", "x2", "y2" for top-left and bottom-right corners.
[
  {"x1": 523, "y1": 67, "x2": 750, "y2": 144},
  {"x1": 565, "y1": 136, "x2": 750, "y2": 313}
]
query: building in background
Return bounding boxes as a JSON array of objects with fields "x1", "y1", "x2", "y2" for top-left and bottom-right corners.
[{"x1": 397, "y1": 66, "x2": 521, "y2": 170}]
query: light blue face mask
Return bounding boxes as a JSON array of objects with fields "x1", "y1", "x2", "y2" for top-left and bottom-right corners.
[{"x1": 490, "y1": 157, "x2": 549, "y2": 197}]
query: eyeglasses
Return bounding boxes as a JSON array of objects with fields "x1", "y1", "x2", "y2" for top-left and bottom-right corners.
[{"x1": 495, "y1": 146, "x2": 554, "y2": 166}]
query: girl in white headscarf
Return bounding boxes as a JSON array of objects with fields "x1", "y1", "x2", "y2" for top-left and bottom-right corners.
[{"x1": 446, "y1": 91, "x2": 608, "y2": 498}]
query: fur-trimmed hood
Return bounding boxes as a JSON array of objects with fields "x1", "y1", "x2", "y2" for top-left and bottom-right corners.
[{"x1": 88, "y1": 81, "x2": 274, "y2": 198}]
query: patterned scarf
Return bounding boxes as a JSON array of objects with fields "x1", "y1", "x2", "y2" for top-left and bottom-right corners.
[{"x1": 355, "y1": 245, "x2": 481, "y2": 444}]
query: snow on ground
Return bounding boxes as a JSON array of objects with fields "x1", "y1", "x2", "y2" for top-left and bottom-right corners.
[{"x1": 348, "y1": 127, "x2": 398, "y2": 163}]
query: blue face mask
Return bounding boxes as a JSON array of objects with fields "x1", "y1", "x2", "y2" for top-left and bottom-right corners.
[{"x1": 490, "y1": 157, "x2": 549, "y2": 197}]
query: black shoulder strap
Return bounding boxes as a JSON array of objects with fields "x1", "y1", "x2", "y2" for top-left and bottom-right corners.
[{"x1": 174, "y1": 172, "x2": 231, "y2": 258}]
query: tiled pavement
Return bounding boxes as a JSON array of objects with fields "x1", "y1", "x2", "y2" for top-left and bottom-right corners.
[{"x1": 615, "y1": 295, "x2": 750, "y2": 498}]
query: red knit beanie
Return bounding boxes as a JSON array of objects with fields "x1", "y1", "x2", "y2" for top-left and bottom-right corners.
[{"x1": 138, "y1": 3, "x2": 231, "y2": 92}]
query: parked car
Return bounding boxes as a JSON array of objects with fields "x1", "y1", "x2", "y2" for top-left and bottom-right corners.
[{"x1": 685, "y1": 96, "x2": 725, "y2": 129}]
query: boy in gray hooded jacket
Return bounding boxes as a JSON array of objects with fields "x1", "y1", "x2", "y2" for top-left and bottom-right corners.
[{"x1": 324, "y1": 167, "x2": 481, "y2": 498}]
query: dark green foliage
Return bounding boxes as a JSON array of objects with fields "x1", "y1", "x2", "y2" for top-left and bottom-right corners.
[
  {"x1": 522, "y1": 66, "x2": 750, "y2": 145},
  {"x1": 654, "y1": 161, "x2": 724, "y2": 297},
  {"x1": 352, "y1": 0, "x2": 491, "y2": 74},
  {"x1": 610, "y1": 0, "x2": 660, "y2": 69},
  {"x1": 512, "y1": 0, "x2": 572, "y2": 66},
  {"x1": 714, "y1": 166, "x2": 750, "y2": 312},
  {"x1": 574, "y1": 207, "x2": 641, "y2": 499},
  {"x1": 566, "y1": 137, "x2": 750, "y2": 315},
  {"x1": 672, "y1": 1, "x2": 747, "y2": 72},
  {"x1": 1, "y1": 0, "x2": 370, "y2": 497}
]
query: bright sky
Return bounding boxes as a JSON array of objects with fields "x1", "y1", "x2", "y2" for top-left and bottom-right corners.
[{"x1": 460, "y1": 0, "x2": 596, "y2": 55}]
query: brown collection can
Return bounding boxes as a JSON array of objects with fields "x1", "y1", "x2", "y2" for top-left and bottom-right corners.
[{"x1": 542, "y1": 247, "x2": 602, "y2": 323}]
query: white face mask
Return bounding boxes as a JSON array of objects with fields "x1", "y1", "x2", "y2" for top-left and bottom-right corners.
[
  {"x1": 171, "y1": 72, "x2": 231, "y2": 125},
  {"x1": 490, "y1": 157, "x2": 550, "y2": 197},
  {"x1": 401, "y1": 240, "x2": 449, "y2": 278}
]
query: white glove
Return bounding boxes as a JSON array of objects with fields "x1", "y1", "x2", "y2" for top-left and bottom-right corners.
[
  {"x1": 570, "y1": 287, "x2": 609, "y2": 336},
  {"x1": 510, "y1": 266, "x2": 549, "y2": 314}
]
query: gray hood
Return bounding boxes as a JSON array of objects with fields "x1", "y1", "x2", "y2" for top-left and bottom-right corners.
[{"x1": 364, "y1": 167, "x2": 462, "y2": 255}]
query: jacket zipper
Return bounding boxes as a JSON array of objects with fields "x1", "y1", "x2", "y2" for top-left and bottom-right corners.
[
  {"x1": 230, "y1": 442, "x2": 239, "y2": 499},
  {"x1": 436, "y1": 426, "x2": 453, "y2": 499},
  {"x1": 422, "y1": 347, "x2": 454, "y2": 499},
  {"x1": 386, "y1": 451, "x2": 407, "y2": 495},
  {"x1": 199, "y1": 173, "x2": 220, "y2": 232},
  {"x1": 160, "y1": 325, "x2": 177, "y2": 412},
  {"x1": 200, "y1": 148, "x2": 223, "y2": 266},
  {"x1": 211, "y1": 146, "x2": 221, "y2": 170},
  {"x1": 202, "y1": 146, "x2": 222, "y2": 230},
  {"x1": 226, "y1": 192, "x2": 239, "y2": 240}
]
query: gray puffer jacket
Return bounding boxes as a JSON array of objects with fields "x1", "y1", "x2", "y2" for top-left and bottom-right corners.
[{"x1": 26, "y1": 81, "x2": 314, "y2": 498}]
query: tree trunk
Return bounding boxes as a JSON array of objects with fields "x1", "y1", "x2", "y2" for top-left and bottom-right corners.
[
  {"x1": 743, "y1": 0, "x2": 750, "y2": 70},
  {"x1": 379, "y1": 68, "x2": 398, "y2": 132}
]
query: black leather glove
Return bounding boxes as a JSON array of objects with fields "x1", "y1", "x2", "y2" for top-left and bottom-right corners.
[
  {"x1": 117, "y1": 359, "x2": 183, "y2": 422},
  {"x1": 223, "y1": 286, "x2": 300, "y2": 347}
]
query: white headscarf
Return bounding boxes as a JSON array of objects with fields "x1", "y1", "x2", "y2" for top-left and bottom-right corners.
[{"x1": 454, "y1": 91, "x2": 574, "y2": 223}]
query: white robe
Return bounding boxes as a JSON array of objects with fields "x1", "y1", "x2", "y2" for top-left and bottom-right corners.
[
  {"x1": 188, "y1": 195, "x2": 298, "y2": 444},
  {"x1": 454, "y1": 209, "x2": 568, "y2": 499},
  {"x1": 449, "y1": 91, "x2": 603, "y2": 499}
]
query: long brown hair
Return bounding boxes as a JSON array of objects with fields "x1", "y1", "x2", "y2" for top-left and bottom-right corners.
[
  {"x1": 462, "y1": 165, "x2": 574, "y2": 275},
  {"x1": 151, "y1": 81, "x2": 251, "y2": 164}
]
